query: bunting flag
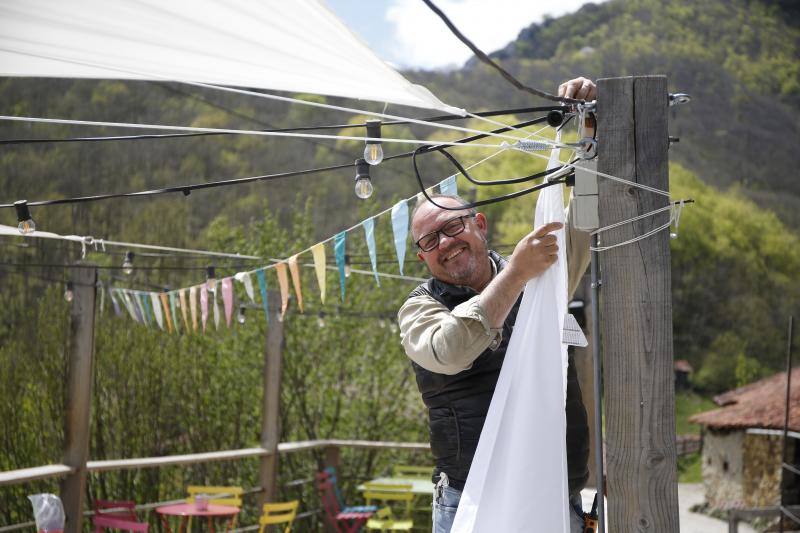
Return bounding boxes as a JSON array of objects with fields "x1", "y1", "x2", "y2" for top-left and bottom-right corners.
[
  {"x1": 189, "y1": 286, "x2": 199, "y2": 332},
  {"x1": 108, "y1": 288, "x2": 122, "y2": 317},
  {"x1": 275, "y1": 262, "x2": 290, "y2": 320},
  {"x1": 234, "y1": 271, "x2": 256, "y2": 303},
  {"x1": 169, "y1": 292, "x2": 180, "y2": 334},
  {"x1": 287, "y1": 254, "x2": 304, "y2": 313},
  {"x1": 151, "y1": 292, "x2": 164, "y2": 330},
  {"x1": 222, "y1": 278, "x2": 234, "y2": 328},
  {"x1": 440, "y1": 175, "x2": 458, "y2": 196},
  {"x1": 179, "y1": 289, "x2": 190, "y2": 332},
  {"x1": 119, "y1": 291, "x2": 138, "y2": 322},
  {"x1": 256, "y1": 268, "x2": 269, "y2": 324},
  {"x1": 99, "y1": 283, "x2": 105, "y2": 315},
  {"x1": 200, "y1": 285, "x2": 209, "y2": 332},
  {"x1": 334, "y1": 231, "x2": 346, "y2": 302},
  {"x1": 212, "y1": 283, "x2": 220, "y2": 330},
  {"x1": 311, "y1": 243, "x2": 326, "y2": 305},
  {"x1": 391, "y1": 200, "x2": 409, "y2": 275},
  {"x1": 160, "y1": 293, "x2": 173, "y2": 333},
  {"x1": 363, "y1": 217, "x2": 380, "y2": 286},
  {"x1": 138, "y1": 292, "x2": 153, "y2": 326}
]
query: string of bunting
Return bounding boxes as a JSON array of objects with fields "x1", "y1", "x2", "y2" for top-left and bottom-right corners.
[{"x1": 108, "y1": 175, "x2": 460, "y2": 333}]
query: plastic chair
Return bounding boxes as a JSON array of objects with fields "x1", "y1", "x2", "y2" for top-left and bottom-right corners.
[
  {"x1": 257, "y1": 500, "x2": 298, "y2": 533},
  {"x1": 391, "y1": 466, "x2": 432, "y2": 480},
  {"x1": 362, "y1": 483, "x2": 414, "y2": 532},
  {"x1": 93, "y1": 500, "x2": 149, "y2": 533},
  {"x1": 316, "y1": 472, "x2": 374, "y2": 533},
  {"x1": 185, "y1": 486, "x2": 243, "y2": 532}
]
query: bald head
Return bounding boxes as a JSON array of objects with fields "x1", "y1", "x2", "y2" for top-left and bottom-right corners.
[{"x1": 411, "y1": 194, "x2": 475, "y2": 241}]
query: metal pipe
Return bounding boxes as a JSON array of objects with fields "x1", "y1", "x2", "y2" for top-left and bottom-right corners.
[{"x1": 590, "y1": 234, "x2": 606, "y2": 533}]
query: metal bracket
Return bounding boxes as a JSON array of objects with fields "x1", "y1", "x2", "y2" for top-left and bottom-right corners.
[{"x1": 669, "y1": 93, "x2": 691, "y2": 106}]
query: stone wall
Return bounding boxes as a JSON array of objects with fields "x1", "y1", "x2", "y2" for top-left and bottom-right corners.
[
  {"x1": 743, "y1": 433, "x2": 789, "y2": 508},
  {"x1": 701, "y1": 429, "x2": 745, "y2": 508}
]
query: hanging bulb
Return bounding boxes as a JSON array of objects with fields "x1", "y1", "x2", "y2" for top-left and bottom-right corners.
[
  {"x1": 363, "y1": 120, "x2": 384, "y2": 165},
  {"x1": 64, "y1": 281, "x2": 74, "y2": 303},
  {"x1": 14, "y1": 200, "x2": 35, "y2": 235},
  {"x1": 206, "y1": 266, "x2": 217, "y2": 293},
  {"x1": 237, "y1": 305, "x2": 246, "y2": 324},
  {"x1": 344, "y1": 254, "x2": 352, "y2": 278},
  {"x1": 378, "y1": 319, "x2": 387, "y2": 329},
  {"x1": 317, "y1": 312, "x2": 326, "y2": 328},
  {"x1": 122, "y1": 251, "x2": 135, "y2": 275},
  {"x1": 353, "y1": 158, "x2": 373, "y2": 199}
]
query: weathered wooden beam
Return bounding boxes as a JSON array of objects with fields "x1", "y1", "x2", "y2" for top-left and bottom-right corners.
[
  {"x1": 573, "y1": 274, "x2": 598, "y2": 489},
  {"x1": 597, "y1": 76, "x2": 679, "y2": 532},
  {"x1": 0, "y1": 464, "x2": 74, "y2": 486},
  {"x1": 259, "y1": 291, "x2": 283, "y2": 507},
  {"x1": 60, "y1": 263, "x2": 97, "y2": 533}
]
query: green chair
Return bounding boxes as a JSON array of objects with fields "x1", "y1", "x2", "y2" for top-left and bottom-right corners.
[{"x1": 363, "y1": 483, "x2": 414, "y2": 531}]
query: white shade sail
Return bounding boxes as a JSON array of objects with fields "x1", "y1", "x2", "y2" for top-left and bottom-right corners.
[{"x1": 0, "y1": 0, "x2": 464, "y2": 115}]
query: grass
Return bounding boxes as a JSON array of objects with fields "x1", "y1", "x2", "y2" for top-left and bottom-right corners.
[
  {"x1": 677, "y1": 451, "x2": 704, "y2": 483},
  {"x1": 675, "y1": 390, "x2": 717, "y2": 436}
]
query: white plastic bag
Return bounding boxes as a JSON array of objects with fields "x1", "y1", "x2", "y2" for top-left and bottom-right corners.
[{"x1": 28, "y1": 493, "x2": 65, "y2": 533}]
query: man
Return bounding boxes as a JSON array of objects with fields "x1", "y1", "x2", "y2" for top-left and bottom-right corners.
[{"x1": 397, "y1": 78, "x2": 596, "y2": 532}]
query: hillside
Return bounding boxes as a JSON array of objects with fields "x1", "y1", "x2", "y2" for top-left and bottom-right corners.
[{"x1": 410, "y1": 0, "x2": 800, "y2": 226}]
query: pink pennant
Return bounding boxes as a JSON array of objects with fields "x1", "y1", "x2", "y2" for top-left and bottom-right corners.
[
  {"x1": 222, "y1": 277, "x2": 234, "y2": 327},
  {"x1": 200, "y1": 284, "x2": 209, "y2": 333}
]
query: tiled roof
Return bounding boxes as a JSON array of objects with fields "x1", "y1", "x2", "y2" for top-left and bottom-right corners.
[
  {"x1": 689, "y1": 368, "x2": 800, "y2": 431},
  {"x1": 674, "y1": 359, "x2": 694, "y2": 373}
]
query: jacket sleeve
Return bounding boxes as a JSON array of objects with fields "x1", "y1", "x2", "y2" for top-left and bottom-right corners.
[{"x1": 398, "y1": 293, "x2": 502, "y2": 375}]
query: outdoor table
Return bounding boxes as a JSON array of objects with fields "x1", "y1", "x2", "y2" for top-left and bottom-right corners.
[
  {"x1": 155, "y1": 503, "x2": 239, "y2": 533},
  {"x1": 357, "y1": 476, "x2": 435, "y2": 496}
]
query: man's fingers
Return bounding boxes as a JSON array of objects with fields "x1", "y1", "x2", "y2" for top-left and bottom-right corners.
[
  {"x1": 557, "y1": 77, "x2": 596, "y2": 100},
  {"x1": 532, "y1": 222, "x2": 563, "y2": 238}
]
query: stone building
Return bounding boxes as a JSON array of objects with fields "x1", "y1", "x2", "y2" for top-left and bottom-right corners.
[{"x1": 689, "y1": 368, "x2": 799, "y2": 510}]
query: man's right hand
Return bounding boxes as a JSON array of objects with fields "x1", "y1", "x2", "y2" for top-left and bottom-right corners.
[{"x1": 506, "y1": 222, "x2": 563, "y2": 284}]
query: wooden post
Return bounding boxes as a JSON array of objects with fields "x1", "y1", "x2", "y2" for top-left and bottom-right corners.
[
  {"x1": 573, "y1": 274, "x2": 597, "y2": 488},
  {"x1": 60, "y1": 263, "x2": 97, "y2": 533},
  {"x1": 258, "y1": 291, "x2": 283, "y2": 508},
  {"x1": 596, "y1": 76, "x2": 679, "y2": 531}
]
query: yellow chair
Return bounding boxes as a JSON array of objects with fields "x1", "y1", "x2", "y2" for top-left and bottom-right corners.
[
  {"x1": 363, "y1": 483, "x2": 414, "y2": 531},
  {"x1": 391, "y1": 466, "x2": 433, "y2": 480},
  {"x1": 257, "y1": 501, "x2": 299, "y2": 533},
  {"x1": 185, "y1": 486, "x2": 243, "y2": 532}
]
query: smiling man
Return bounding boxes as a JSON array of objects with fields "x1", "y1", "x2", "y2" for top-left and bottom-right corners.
[{"x1": 396, "y1": 73, "x2": 596, "y2": 533}]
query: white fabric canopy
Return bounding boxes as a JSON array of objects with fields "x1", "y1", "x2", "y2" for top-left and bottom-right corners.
[
  {"x1": 0, "y1": 0, "x2": 463, "y2": 114},
  {"x1": 452, "y1": 141, "x2": 570, "y2": 532}
]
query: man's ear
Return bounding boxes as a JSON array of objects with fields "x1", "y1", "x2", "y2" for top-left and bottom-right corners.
[{"x1": 475, "y1": 212, "x2": 488, "y2": 235}]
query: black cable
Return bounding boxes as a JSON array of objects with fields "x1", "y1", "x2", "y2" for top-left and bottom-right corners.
[
  {"x1": 0, "y1": 105, "x2": 567, "y2": 145},
  {"x1": 411, "y1": 144, "x2": 570, "y2": 211},
  {"x1": 0, "y1": 115, "x2": 552, "y2": 209},
  {"x1": 422, "y1": 0, "x2": 583, "y2": 105},
  {"x1": 436, "y1": 146, "x2": 571, "y2": 186}
]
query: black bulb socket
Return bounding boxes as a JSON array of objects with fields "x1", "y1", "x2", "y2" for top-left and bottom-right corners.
[
  {"x1": 365, "y1": 120, "x2": 382, "y2": 145},
  {"x1": 354, "y1": 159, "x2": 371, "y2": 181},
  {"x1": 206, "y1": 266, "x2": 216, "y2": 279},
  {"x1": 546, "y1": 110, "x2": 564, "y2": 128},
  {"x1": 125, "y1": 251, "x2": 135, "y2": 263},
  {"x1": 14, "y1": 200, "x2": 31, "y2": 223}
]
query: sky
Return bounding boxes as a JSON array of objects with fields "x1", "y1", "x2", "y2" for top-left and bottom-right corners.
[{"x1": 325, "y1": 0, "x2": 599, "y2": 70}]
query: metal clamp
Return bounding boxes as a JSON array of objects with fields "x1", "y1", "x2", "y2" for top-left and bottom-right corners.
[{"x1": 669, "y1": 93, "x2": 692, "y2": 106}]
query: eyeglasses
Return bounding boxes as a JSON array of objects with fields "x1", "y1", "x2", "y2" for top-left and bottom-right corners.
[{"x1": 415, "y1": 214, "x2": 476, "y2": 252}]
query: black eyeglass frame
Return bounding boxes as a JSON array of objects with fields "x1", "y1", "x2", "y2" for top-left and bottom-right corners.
[{"x1": 415, "y1": 214, "x2": 477, "y2": 252}]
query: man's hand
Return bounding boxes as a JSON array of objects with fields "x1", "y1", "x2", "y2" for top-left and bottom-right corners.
[
  {"x1": 506, "y1": 222, "x2": 563, "y2": 285},
  {"x1": 558, "y1": 77, "x2": 597, "y2": 101}
]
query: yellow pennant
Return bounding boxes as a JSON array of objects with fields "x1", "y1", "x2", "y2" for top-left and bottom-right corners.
[
  {"x1": 179, "y1": 289, "x2": 190, "y2": 332},
  {"x1": 311, "y1": 243, "x2": 326, "y2": 305},
  {"x1": 189, "y1": 285, "x2": 198, "y2": 331},
  {"x1": 160, "y1": 293, "x2": 173, "y2": 333},
  {"x1": 287, "y1": 254, "x2": 304, "y2": 313},
  {"x1": 275, "y1": 262, "x2": 290, "y2": 320}
]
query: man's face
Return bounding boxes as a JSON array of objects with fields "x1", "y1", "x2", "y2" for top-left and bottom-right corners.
[{"x1": 412, "y1": 198, "x2": 490, "y2": 287}]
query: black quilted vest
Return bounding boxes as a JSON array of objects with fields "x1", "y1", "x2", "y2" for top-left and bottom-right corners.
[{"x1": 407, "y1": 251, "x2": 589, "y2": 494}]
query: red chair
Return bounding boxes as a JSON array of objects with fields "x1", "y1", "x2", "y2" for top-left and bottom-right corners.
[
  {"x1": 93, "y1": 500, "x2": 149, "y2": 533},
  {"x1": 316, "y1": 472, "x2": 374, "y2": 533}
]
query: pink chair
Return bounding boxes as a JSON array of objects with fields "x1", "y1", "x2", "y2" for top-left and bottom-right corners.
[{"x1": 93, "y1": 500, "x2": 149, "y2": 533}]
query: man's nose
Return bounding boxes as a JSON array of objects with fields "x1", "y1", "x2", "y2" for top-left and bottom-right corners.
[{"x1": 438, "y1": 233, "x2": 458, "y2": 250}]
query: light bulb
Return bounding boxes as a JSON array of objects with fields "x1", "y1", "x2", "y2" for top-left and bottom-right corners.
[
  {"x1": 353, "y1": 158, "x2": 373, "y2": 199},
  {"x1": 317, "y1": 312, "x2": 326, "y2": 328},
  {"x1": 378, "y1": 319, "x2": 387, "y2": 329},
  {"x1": 237, "y1": 306, "x2": 246, "y2": 324},
  {"x1": 344, "y1": 255, "x2": 352, "y2": 278},
  {"x1": 364, "y1": 143, "x2": 384, "y2": 165},
  {"x1": 64, "y1": 282, "x2": 74, "y2": 303},
  {"x1": 122, "y1": 251, "x2": 134, "y2": 275},
  {"x1": 364, "y1": 120, "x2": 383, "y2": 165},
  {"x1": 14, "y1": 200, "x2": 35, "y2": 235},
  {"x1": 206, "y1": 266, "x2": 217, "y2": 293}
]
